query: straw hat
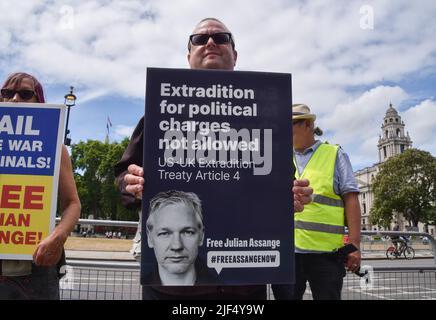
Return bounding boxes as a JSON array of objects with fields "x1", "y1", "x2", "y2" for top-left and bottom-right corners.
[{"x1": 292, "y1": 104, "x2": 316, "y2": 121}]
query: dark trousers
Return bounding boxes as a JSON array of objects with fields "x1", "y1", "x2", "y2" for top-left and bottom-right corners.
[
  {"x1": 272, "y1": 253, "x2": 345, "y2": 300},
  {"x1": 0, "y1": 265, "x2": 60, "y2": 300}
]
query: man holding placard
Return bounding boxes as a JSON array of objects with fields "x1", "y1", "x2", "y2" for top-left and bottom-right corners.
[{"x1": 115, "y1": 18, "x2": 312, "y2": 300}]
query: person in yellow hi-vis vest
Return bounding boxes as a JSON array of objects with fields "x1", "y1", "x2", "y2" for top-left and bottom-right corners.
[{"x1": 273, "y1": 104, "x2": 361, "y2": 300}]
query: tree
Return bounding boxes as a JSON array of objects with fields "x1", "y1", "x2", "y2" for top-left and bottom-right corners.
[
  {"x1": 70, "y1": 138, "x2": 136, "y2": 220},
  {"x1": 423, "y1": 206, "x2": 436, "y2": 226},
  {"x1": 370, "y1": 149, "x2": 436, "y2": 228}
]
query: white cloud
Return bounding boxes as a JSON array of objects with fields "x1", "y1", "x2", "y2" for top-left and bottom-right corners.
[
  {"x1": 114, "y1": 125, "x2": 135, "y2": 139},
  {"x1": 77, "y1": 88, "x2": 110, "y2": 104},
  {"x1": 1, "y1": 0, "x2": 435, "y2": 101},
  {"x1": 0, "y1": 28, "x2": 11, "y2": 52},
  {"x1": 322, "y1": 90, "x2": 436, "y2": 170},
  {"x1": 321, "y1": 85, "x2": 408, "y2": 168},
  {"x1": 1, "y1": 0, "x2": 435, "y2": 157},
  {"x1": 402, "y1": 99, "x2": 436, "y2": 153},
  {"x1": 322, "y1": 86, "x2": 408, "y2": 142}
]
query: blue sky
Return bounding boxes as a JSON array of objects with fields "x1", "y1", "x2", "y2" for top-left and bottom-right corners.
[{"x1": 1, "y1": 0, "x2": 435, "y2": 171}]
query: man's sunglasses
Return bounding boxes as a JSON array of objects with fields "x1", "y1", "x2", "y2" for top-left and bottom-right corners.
[
  {"x1": 1, "y1": 88, "x2": 35, "y2": 100},
  {"x1": 189, "y1": 32, "x2": 233, "y2": 46}
]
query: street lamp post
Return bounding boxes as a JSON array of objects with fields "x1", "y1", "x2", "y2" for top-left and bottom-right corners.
[{"x1": 64, "y1": 86, "x2": 76, "y2": 146}]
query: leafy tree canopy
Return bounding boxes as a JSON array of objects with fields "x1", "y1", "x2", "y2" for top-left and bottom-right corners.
[
  {"x1": 370, "y1": 149, "x2": 436, "y2": 228},
  {"x1": 70, "y1": 138, "x2": 137, "y2": 221}
]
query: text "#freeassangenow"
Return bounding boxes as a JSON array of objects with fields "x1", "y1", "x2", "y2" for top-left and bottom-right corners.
[{"x1": 207, "y1": 250, "x2": 280, "y2": 274}]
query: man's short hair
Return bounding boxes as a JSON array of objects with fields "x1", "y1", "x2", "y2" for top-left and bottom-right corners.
[
  {"x1": 146, "y1": 190, "x2": 203, "y2": 232},
  {"x1": 187, "y1": 17, "x2": 235, "y2": 52}
]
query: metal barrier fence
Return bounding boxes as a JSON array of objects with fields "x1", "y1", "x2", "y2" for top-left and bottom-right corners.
[
  {"x1": 330, "y1": 267, "x2": 436, "y2": 300},
  {"x1": 342, "y1": 267, "x2": 436, "y2": 300},
  {"x1": 60, "y1": 261, "x2": 436, "y2": 300},
  {"x1": 59, "y1": 220, "x2": 436, "y2": 299},
  {"x1": 60, "y1": 261, "x2": 141, "y2": 300},
  {"x1": 61, "y1": 219, "x2": 436, "y2": 263}
]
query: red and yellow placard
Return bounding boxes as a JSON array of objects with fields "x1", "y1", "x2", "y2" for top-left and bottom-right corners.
[{"x1": 0, "y1": 103, "x2": 64, "y2": 260}]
